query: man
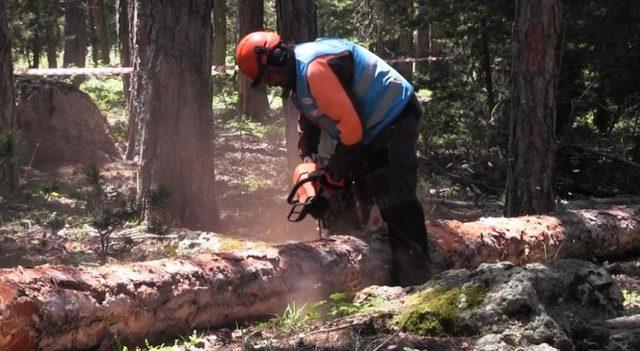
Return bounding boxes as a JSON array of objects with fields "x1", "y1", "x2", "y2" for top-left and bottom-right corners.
[{"x1": 236, "y1": 32, "x2": 429, "y2": 285}]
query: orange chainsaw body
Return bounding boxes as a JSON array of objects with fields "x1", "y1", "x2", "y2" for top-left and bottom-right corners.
[{"x1": 292, "y1": 162, "x2": 318, "y2": 203}]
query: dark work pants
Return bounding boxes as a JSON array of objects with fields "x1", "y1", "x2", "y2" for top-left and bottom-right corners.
[{"x1": 360, "y1": 95, "x2": 430, "y2": 285}]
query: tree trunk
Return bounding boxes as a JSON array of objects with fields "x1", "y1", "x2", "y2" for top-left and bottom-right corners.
[
  {"x1": 63, "y1": 0, "x2": 87, "y2": 67},
  {"x1": 63, "y1": 0, "x2": 88, "y2": 87},
  {"x1": 275, "y1": 0, "x2": 317, "y2": 44},
  {"x1": 237, "y1": 0, "x2": 269, "y2": 122},
  {"x1": 395, "y1": 0, "x2": 414, "y2": 80},
  {"x1": 414, "y1": 5, "x2": 431, "y2": 75},
  {"x1": 479, "y1": 16, "x2": 495, "y2": 111},
  {"x1": 0, "y1": 0, "x2": 17, "y2": 190},
  {"x1": 88, "y1": 0, "x2": 110, "y2": 64},
  {"x1": 505, "y1": 0, "x2": 561, "y2": 217},
  {"x1": 275, "y1": 0, "x2": 317, "y2": 171},
  {"x1": 1, "y1": 205, "x2": 640, "y2": 350},
  {"x1": 117, "y1": 0, "x2": 133, "y2": 115},
  {"x1": 0, "y1": 0, "x2": 15, "y2": 130},
  {"x1": 45, "y1": 18, "x2": 59, "y2": 68},
  {"x1": 123, "y1": 0, "x2": 139, "y2": 161},
  {"x1": 135, "y1": 0, "x2": 220, "y2": 230},
  {"x1": 212, "y1": 0, "x2": 226, "y2": 67}
]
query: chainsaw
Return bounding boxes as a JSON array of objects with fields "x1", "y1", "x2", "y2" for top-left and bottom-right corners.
[{"x1": 286, "y1": 162, "x2": 362, "y2": 237}]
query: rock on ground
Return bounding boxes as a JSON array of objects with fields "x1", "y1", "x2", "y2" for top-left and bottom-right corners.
[
  {"x1": 15, "y1": 77, "x2": 120, "y2": 171},
  {"x1": 250, "y1": 259, "x2": 623, "y2": 351}
]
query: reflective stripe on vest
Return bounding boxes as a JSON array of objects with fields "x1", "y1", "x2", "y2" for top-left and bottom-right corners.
[{"x1": 293, "y1": 38, "x2": 414, "y2": 144}]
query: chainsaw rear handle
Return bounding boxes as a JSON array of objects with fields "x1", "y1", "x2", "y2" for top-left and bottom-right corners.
[{"x1": 286, "y1": 172, "x2": 322, "y2": 205}]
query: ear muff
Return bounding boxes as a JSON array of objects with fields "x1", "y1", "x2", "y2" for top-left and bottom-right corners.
[{"x1": 267, "y1": 45, "x2": 288, "y2": 66}]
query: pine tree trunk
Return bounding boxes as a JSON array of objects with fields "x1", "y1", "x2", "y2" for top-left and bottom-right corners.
[
  {"x1": 135, "y1": 0, "x2": 220, "y2": 230},
  {"x1": 30, "y1": 36, "x2": 41, "y2": 68},
  {"x1": 505, "y1": 0, "x2": 561, "y2": 217},
  {"x1": 28, "y1": 1, "x2": 43, "y2": 68},
  {"x1": 395, "y1": 0, "x2": 414, "y2": 80},
  {"x1": 212, "y1": 0, "x2": 226, "y2": 67},
  {"x1": 237, "y1": 0, "x2": 269, "y2": 122},
  {"x1": 275, "y1": 0, "x2": 317, "y2": 171},
  {"x1": 415, "y1": 5, "x2": 431, "y2": 75},
  {"x1": 45, "y1": 19, "x2": 59, "y2": 68},
  {"x1": 88, "y1": 0, "x2": 110, "y2": 64},
  {"x1": 63, "y1": 0, "x2": 87, "y2": 67},
  {"x1": 0, "y1": 0, "x2": 15, "y2": 131},
  {"x1": 480, "y1": 16, "x2": 495, "y2": 111},
  {"x1": 124, "y1": 0, "x2": 139, "y2": 161},
  {"x1": 2, "y1": 205, "x2": 640, "y2": 350},
  {"x1": 63, "y1": 0, "x2": 88, "y2": 87},
  {"x1": 0, "y1": 0, "x2": 17, "y2": 190},
  {"x1": 117, "y1": 0, "x2": 131, "y2": 98}
]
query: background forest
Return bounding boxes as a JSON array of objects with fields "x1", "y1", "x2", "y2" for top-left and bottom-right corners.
[{"x1": 5, "y1": 0, "x2": 640, "y2": 202}]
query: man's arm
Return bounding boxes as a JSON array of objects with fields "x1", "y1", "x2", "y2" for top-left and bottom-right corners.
[{"x1": 306, "y1": 54, "x2": 363, "y2": 177}]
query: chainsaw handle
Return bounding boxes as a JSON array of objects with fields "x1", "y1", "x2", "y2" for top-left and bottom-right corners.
[
  {"x1": 287, "y1": 203, "x2": 309, "y2": 222},
  {"x1": 286, "y1": 172, "x2": 321, "y2": 205}
]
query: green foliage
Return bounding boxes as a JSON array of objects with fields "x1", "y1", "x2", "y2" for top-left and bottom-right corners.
[
  {"x1": 328, "y1": 291, "x2": 390, "y2": 318},
  {"x1": 397, "y1": 284, "x2": 488, "y2": 336},
  {"x1": 80, "y1": 76, "x2": 125, "y2": 113},
  {"x1": 83, "y1": 165, "x2": 140, "y2": 257},
  {"x1": 258, "y1": 301, "x2": 325, "y2": 333},
  {"x1": 147, "y1": 218, "x2": 170, "y2": 238},
  {"x1": 83, "y1": 163, "x2": 104, "y2": 192},
  {"x1": 145, "y1": 184, "x2": 172, "y2": 210},
  {"x1": 39, "y1": 179, "x2": 60, "y2": 200},
  {"x1": 622, "y1": 289, "x2": 640, "y2": 314},
  {"x1": 42, "y1": 211, "x2": 65, "y2": 236}
]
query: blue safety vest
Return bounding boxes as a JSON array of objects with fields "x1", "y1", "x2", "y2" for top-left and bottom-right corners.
[{"x1": 293, "y1": 38, "x2": 414, "y2": 144}]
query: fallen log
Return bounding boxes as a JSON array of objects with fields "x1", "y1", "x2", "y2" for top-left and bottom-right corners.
[
  {"x1": 574, "y1": 313, "x2": 640, "y2": 350},
  {"x1": 429, "y1": 205, "x2": 640, "y2": 271},
  {"x1": 2, "y1": 205, "x2": 640, "y2": 350},
  {"x1": 0, "y1": 236, "x2": 392, "y2": 350}
]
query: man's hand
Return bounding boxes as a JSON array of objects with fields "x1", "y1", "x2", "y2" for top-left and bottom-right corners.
[{"x1": 310, "y1": 166, "x2": 346, "y2": 190}]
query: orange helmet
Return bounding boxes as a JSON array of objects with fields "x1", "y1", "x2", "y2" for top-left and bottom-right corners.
[{"x1": 236, "y1": 31, "x2": 282, "y2": 85}]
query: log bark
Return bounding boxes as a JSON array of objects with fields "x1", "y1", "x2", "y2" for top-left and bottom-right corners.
[
  {"x1": 0, "y1": 236, "x2": 392, "y2": 350},
  {"x1": 575, "y1": 314, "x2": 640, "y2": 350},
  {"x1": 428, "y1": 205, "x2": 640, "y2": 270},
  {"x1": 2, "y1": 205, "x2": 640, "y2": 350}
]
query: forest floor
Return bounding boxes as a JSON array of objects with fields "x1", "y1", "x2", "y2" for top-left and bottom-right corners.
[{"x1": 2, "y1": 82, "x2": 640, "y2": 349}]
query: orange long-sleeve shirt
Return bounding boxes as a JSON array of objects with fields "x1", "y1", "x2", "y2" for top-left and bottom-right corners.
[{"x1": 305, "y1": 54, "x2": 363, "y2": 146}]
